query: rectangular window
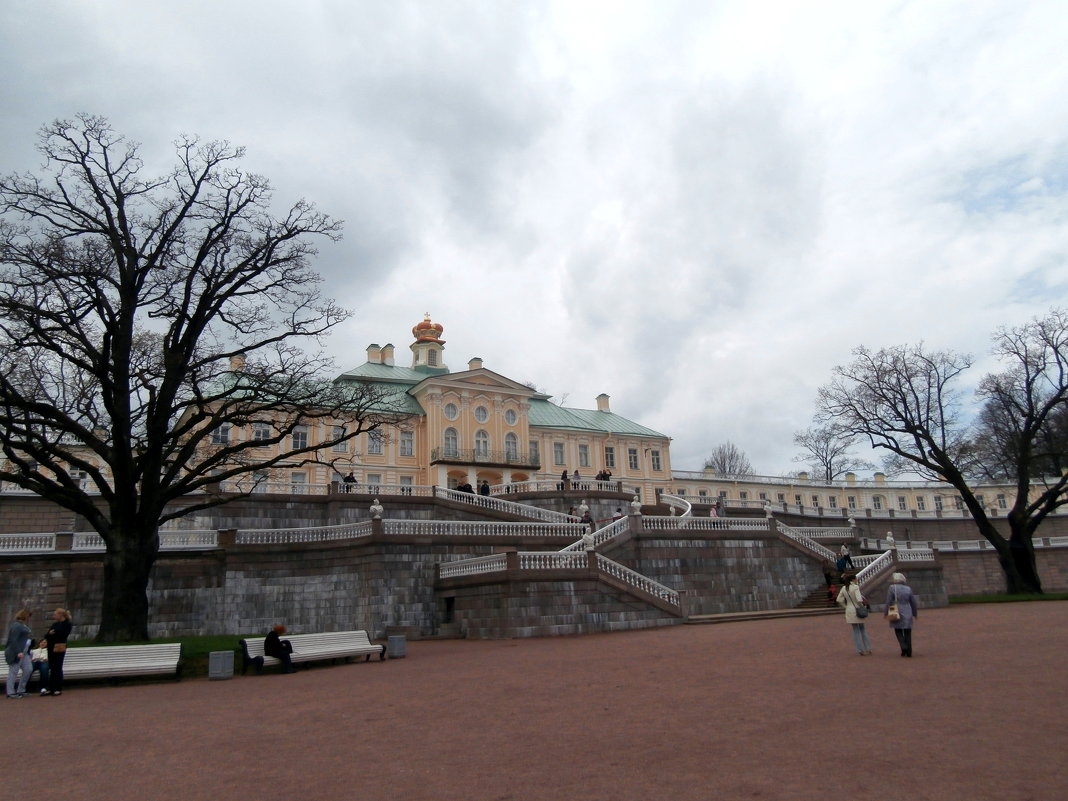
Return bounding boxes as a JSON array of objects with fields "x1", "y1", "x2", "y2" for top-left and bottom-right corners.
[
  {"x1": 955, "y1": 497, "x2": 964, "y2": 510},
  {"x1": 651, "y1": 449, "x2": 662, "y2": 471},
  {"x1": 211, "y1": 424, "x2": 230, "y2": 445},
  {"x1": 553, "y1": 442, "x2": 565, "y2": 465},
  {"x1": 740, "y1": 491, "x2": 749, "y2": 501},
  {"x1": 400, "y1": 431, "x2": 414, "y2": 457},
  {"x1": 290, "y1": 471, "x2": 307, "y2": 494},
  {"x1": 794, "y1": 494, "x2": 802, "y2": 505},
  {"x1": 578, "y1": 444, "x2": 590, "y2": 468},
  {"x1": 252, "y1": 422, "x2": 271, "y2": 443},
  {"x1": 997, "y1": 494, "x2": 1007, "y2": 509},
  {"x1": 777, "y1": 493, "x2": 785, "y2": 503},
  {"x1": 977, "y1": 494, "x2": 985, "y2": 507},
  {"x1": 604, "y1": 446, "x2": 616, "y2": 469},
  {"x1": 332, "y1": 425, "x2": 348, "y2": 453},
  {"x1": 529, "y1": 440, "x2": 539, "y2": 465},
  {"x1": 252, "y1": 469, "x2": 269, "y2": 494},
  {"x1": 291, "y1": 425, "x2": 308, "y2": 450},
  {"x1": 829, "y1": 496, "x2": 838, "y2": 509},
  {"x1": 916, "y1": 496, "x2": 926, "y2": 511},
  {"x1": 628, "y1": 448, "x2": 639, "y2": 470},
  {"x1": 934, "y1": 495, "x2": 943, "y2": 511},
  {"x1": 811, "y1": 495, "x2": 819, "y2": 507},
  {"x1": 699, "y1": 490, "x2": 708, "y2": 497},
  {"x1": 366, "y1": 473, "x2": 381, "y2": 493},
  {"x1": 898, "y1": 496, "x2": 908, "y2": 511},
  {"x1": 719, "y1": 491, "x2": 728, "y2": 499},
  {"x1": 368, "y1": 430, "x2": 384, "y2": 455},
  {"x1": 847, "y1": 496, "x2": 857, "y2": 510},
  {"x1": 399, "y1": 476, "x2": 413, "y2": 495},
  {"x1": 873, "y1": 496, "x2": 883, "y2": 510}
]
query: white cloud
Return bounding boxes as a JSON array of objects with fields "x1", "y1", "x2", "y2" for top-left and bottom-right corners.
[{"x1": 2, "y1": 0, "x2": 1066, "y2": 475}]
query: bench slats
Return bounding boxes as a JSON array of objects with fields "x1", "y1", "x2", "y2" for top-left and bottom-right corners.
[
  {"x1": 62, "y1": 643, "x2": 183, "y2": 680},
  {"x1": 239, "y1": 630, "x2": 384, "y2": 673}
]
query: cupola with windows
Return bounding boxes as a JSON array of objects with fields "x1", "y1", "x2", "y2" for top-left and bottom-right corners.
[{"x1": 410, "y1": 313, "x2": 449, "y2": 373}]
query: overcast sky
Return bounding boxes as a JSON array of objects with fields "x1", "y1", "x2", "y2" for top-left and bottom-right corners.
[{"x1": 2, "y1": 0, "x2": 1066, "y2": 475}]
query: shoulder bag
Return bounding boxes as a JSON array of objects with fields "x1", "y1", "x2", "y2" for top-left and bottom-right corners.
[
  {"x1": 847, "y1": 588, "x2": 869, "y2": 618},
  {"x1": 887, "y1": 585, "x2": 902, "y2": 622}
]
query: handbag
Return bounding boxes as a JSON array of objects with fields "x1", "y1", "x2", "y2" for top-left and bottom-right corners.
[
  {"x1": 847, "y1": 589, "x2": 869, "y2": 618},
  {"x1": 887, "y1": 586, "x2": 901, "y2": 622}
]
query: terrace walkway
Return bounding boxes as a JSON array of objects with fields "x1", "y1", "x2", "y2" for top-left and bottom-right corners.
[{"x1": 22, "y1": 601, "x2": 1066, "y2": 801}]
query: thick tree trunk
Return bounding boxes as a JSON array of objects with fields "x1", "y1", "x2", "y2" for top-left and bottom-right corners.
[
  {"x1": 1005, "y1": 522, "x2": 1043, "y2": 594},
  {"x1": 96, "y1": 526, "x2": 159, "y2": 642}
]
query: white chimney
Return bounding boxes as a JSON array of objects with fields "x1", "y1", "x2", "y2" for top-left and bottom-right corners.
[
  {"x1": 596, "y1": 393, "x2": 611, "y2": 412},
  {"x1": 366, "y1": 344, "x2": 382, "y2": 363},
  {"x1": 468, "y1": 357, "x2": 483, "y2": 371},
  {"x1": 381, "y1": 344, "x2": 395, "y2": 366}
]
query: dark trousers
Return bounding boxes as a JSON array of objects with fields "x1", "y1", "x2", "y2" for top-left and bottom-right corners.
[
  {"x1": 893, "y1": 628, "x2": 913, "y2": 655},
  {"x1": 47, "y1": 649, "x2": 66, "y2": 692}
]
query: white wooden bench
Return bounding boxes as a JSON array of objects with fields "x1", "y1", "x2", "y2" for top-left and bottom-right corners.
[
  {"x1": 61, "y1": 643, "x2": 184, "y2": 681},
  {"x1": 239, "y1": 630, "x2": 385, "y2": 674}
]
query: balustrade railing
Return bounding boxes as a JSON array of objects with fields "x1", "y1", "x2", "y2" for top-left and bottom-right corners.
[
  {"x1": 595, "y1": 553, "x2": 680, "y2": 608},
  {"x1": 435, "y1": 486, "x2": 574, "y2": 523},
  {"x1": 384, "y1": 520, "x2": 582, "y2": 539},
  {"x1": 0, "y1": 533, "x2": 57, "y2": 552},
  {"x1": 438, "y1": 553, "x2": 508, "y2": 579},
  {"x1": 558, "y1": 517, "x2": 629, "y2": 552},
  {"x1": 793, "y1": 527, "x2": 853, "y2": 540},
  {"x1": 430, "y1": 447, "x2": 540, "y2": 468},
  {"x1": 856, "y1": 550, "x2": 894, "y2": 588},
  {"x1": 236, "y1": 521, "x2": 373, "y2": 545},
  {"x1": 492, "y1": 479, "x2": 634, "y2": 495},
  {"x1": 644, "y1": 516, "x2": 771, "y2": 532},
  {"x1": 660, "y1": 494, "x2": 693, "y2": 519},
  {"x1": 775, "y1": 522, "x2": 837, "y2": 561},
  {"x1": 519, "y1": 551, "x2": 591, "y2": 570}
]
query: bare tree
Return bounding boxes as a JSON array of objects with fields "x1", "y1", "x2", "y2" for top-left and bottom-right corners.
[
  {"x1": 0, "y1": 116, "x2": 399, "y2": 641},
  {"x1": 702, "y1": 441, "x2": 754, "y2": 476},
  {"x1": 816, "y1": 309, "x2": 1068, "y2": 594},
  {"x1": 792, "y1": 425, "x2": 875, "y2": 481}
]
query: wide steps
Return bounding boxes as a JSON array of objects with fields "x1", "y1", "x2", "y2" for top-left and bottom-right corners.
[{"x1": 687, "y1": 607, "x2": 840, "y2": 625}]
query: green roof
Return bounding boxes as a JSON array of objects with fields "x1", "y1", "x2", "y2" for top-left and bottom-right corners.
[
  {"x1": 334, "y1": 362, "x2": 424, "y2": 414},
  {"x1": 528, "y1": 399, "x2": 666, "y2": 438}
]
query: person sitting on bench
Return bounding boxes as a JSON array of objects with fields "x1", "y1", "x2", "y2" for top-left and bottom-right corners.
[{"x1": 264, "y1": 624, "x2": 297, "y2": 674}]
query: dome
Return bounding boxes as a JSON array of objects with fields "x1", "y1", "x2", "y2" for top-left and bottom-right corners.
[{"x1": 412, "y1": 313, "x2": 445, "y2": 344}]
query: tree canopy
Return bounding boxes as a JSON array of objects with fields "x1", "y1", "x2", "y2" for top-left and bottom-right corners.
[
  {"x1": 815, "y1": 308, "x2": 1068, "y2": 593},
  {"x1": 0, "y1": 115, "x2": 398, "y2": 640},
  {"x1": 792, "y1": 424, "x2": 875, "y2": 481},
  {"x1": 702, "y1": 441, "x2": 754, "y2": 476}
]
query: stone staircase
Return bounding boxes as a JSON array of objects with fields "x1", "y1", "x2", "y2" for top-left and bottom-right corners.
[{"x1": 685, "y1": 585, "x2": 840, "y2": 625}]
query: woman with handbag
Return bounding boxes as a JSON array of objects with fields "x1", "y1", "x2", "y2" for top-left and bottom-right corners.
[
  {"x1": 836, "y1": 573, "x2": 872, "y2": 655},
  {"x1": 885, "y1": 573, "x2": 918, "y2": 657},
  {"x1": 42, "y1": 608, "x2": 72, "y2": 696}
]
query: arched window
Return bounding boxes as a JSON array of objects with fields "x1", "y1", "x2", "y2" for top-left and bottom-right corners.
[
  {"x1": 475, "y1": 430, "x2": 489, "y2": 458},
  {"x1": 505, "y1": 432, "x2": 518, "y2": 461},
  {"x1": 444, "y1": 427, "x2": 458, "y2": 458}
]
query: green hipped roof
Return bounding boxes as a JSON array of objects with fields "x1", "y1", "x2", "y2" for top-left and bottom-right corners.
[
  {"x1": 335, "y1": 362, "x2": 666, "y2": 437},
  {"x1": 527, "y1": 398, "x2": 666, "y2": 438}
]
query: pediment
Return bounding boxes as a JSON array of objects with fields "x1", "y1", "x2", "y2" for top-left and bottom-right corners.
[{"x1": 410, "y1": 368, "x2": 536, "y2": 397}]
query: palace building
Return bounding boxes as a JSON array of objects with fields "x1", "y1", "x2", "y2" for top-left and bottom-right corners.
[{"x1": 251, "y1": 314, "x2": 674, "y2": 498}]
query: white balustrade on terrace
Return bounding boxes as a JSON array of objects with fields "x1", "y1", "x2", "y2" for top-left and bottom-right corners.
[
  {"x1": 518, "y1": 551, "x2": 591, "y2": 570},
  {"x1": 435, "y1": 486, "x2": 574, "y2": 523},
  {"x1": 595, "y1": 553, "x2": 680, "y2": 607},
  {"x1": 660, "y1": 494, "x2": 693, "y2": 519},
  {"x1": 492, "y1": 479, "x2": 634, "y2": 495},
  {"x1": 438, "y1": 553, "x2": 508, "y2": 579},
  {"x1": 235, "y1": 521, "x2": 374, "y2": 545},
  {"x1": 69, "y1": 530, "x2": 220, "y2": 551},
  {"x1": 793, "y1": 527, "x2": 854, "y2": 540},
  {"x1": 856, "y1": 550, "x2": 894, "y2": 588},
  {"x1": 335, "y1": 483, "x2": 435, "y2": 497},
  {"x1": 644, "y1": 516, "x2": 772, "y2": 532},
  {"x1": 0, "y1": 533, "x2": 57, "y2": 553},
  {"x1": 775, "y1": 522, "x2": 837, "y2": 561},
  {"x1": 383, "y1": 520, "x2": 582, "y2": 539},
  {"x1": 559, "y1": 516, "x2": 630, "y2": 552}
]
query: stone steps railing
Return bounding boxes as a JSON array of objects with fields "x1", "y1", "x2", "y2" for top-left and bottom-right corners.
[
  {"x1": 70, "y1": 531, "x2": 220, "y2": 551},
  {"x1": 234, "y1": 521, "x2": 373, "y2": 545},
  {"x1": 775, "y1": 522, "x2": 837, "y2": 561},
  {"x1": 492, "y1": 479, "x2": 637, "y2": 496},
  {"x1": 859, "y1": 536, "x2": 1068, "y2": 552},
  {"x1": 0, "y1": 533, "x2": 57, "y2": 553},
  {"x1": 436, "y1": 549, "x2": 681, "y2": 613},
  {"x1": 434, "y1": 486, "x2": 575, "y2": 523},
  {"x1": 384, "y1": 520, "x2": 582, "y2": 539},
  {"x1": 659, "y1": 494, "x2": 693, "y2": 519},
  {"x1": 645, "y1": 516, "x2": 772, "y2": 532},
  {"x1": 559, "y1": 516, "x2": 630, "y2": 552}
]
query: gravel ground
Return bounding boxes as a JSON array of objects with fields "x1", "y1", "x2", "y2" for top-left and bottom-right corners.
[{"x1": 7, "y1": 602, "x2": 1066, "y2": 801}]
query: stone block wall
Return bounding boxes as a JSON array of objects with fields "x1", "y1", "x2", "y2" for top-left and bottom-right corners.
[{"x1": 445, "y1": 579, "x2": 682, "y2": 638}]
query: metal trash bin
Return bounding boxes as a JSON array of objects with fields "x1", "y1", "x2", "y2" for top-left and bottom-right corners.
[
  {"x1": 387, "y1": 635, "x2": 407, "y2": 659},
  {"x1": 208, "y1": 650, "x2": 235, "y2": 680}
]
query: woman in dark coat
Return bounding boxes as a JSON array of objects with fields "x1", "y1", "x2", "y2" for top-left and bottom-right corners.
[
  {"x1": 265, "y1": 624, "x2": 297, "y2": 673},
  {"x1": 885, "y1": 573, "x2": 919, "y2": 657},
  {"x1": 42, "y1": 608, "x2": 73, "y2": 696}
]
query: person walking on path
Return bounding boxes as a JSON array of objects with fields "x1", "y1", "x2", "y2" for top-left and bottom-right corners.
[
  {"x1": 42, "y1": 608, "x2": 72, "y2": 696},
  {"x1": 885, "y1": 572, "x2": 919, "y2": 657},
  {"x1": 835, "y1": 545, "x2": 854, "y2": 579},
  {"x1": 5, "y1": 609, "x2": 34, "y2": 698},
  {"x1": 836, "y1": 574, "x2": 872, "y2": 655}
]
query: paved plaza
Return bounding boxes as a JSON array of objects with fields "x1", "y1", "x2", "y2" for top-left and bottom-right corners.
[{"x1": 10, "y1": 602, "x2": 1066, "y2": 801}]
